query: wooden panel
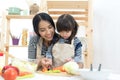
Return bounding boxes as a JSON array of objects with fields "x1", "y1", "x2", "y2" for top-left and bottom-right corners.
[
  {"x1": 47, "y1": 1, "x2": 88, "y2": 27},
  {"x1": 48, "y1": 11, "x2": 88, "y2": 15},
  {"x1": 47, "y1": 1, "x2": 88, "y2": 9},
  {"x1": 51, "y1": 16, "x2": 88, "y2": 21}
]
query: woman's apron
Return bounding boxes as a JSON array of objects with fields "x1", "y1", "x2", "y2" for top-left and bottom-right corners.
[
  {"x1": 52, "y1": 39, "x2": 74, "y2": 67},
  {"x1": 36, "y1": 38, "x2": 44, "y2": 61},
  {"x1": 36, "y1": 38, "x2": 45, "y2": 70}
]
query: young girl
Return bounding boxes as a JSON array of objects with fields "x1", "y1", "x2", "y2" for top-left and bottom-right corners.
[{"x1": 52, "y1": 14, "x2": 83, "y2": 68}]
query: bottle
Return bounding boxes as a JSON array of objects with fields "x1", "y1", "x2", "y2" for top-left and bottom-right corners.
[
  {"x1": 30, "y1": 3, "x2": 39, "y2": 15},
  {"x1": 22, "y1": 29, "x2": 28, "y2": 46}
]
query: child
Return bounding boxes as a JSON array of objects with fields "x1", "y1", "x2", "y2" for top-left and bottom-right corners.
[{"x1": 52, "y1": 14, "x2": 84, "y2": 68}]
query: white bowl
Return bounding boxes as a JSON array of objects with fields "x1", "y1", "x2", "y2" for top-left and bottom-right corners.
[{"x1": 79, "y1": 69, "x2": 111, "y2": 80}]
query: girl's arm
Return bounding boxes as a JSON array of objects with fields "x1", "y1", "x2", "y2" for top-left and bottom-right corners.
[{"x1": 74, "y1": 37, "x2": 84, "y2": 68}]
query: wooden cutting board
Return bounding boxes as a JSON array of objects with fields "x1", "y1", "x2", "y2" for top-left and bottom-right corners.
[{"x1": 37, "y1": 71, "x2": 80, "y2": 77}]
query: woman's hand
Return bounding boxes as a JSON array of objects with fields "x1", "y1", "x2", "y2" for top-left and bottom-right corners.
[
  {"x1": 36, "y1": 58, "x2": 52, "y2": 71},
  {"x1": 41, "y1": 58, "x2": 52, "y2": 68}
]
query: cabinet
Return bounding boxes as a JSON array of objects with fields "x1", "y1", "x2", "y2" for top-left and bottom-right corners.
[{"x1": 5, "y1": 15, "x2": 34, "y2": 65}]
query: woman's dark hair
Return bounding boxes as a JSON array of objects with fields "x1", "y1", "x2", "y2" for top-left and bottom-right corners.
[
  {"x1": 56, "y1": 14, "x2": 78, "y2": 43},
  {"x1": 33, "y1": 12, "x2": 59, "y2": 43},
  {"x1": 33, "y1": 12, "x2": 55, "y2": 36}
]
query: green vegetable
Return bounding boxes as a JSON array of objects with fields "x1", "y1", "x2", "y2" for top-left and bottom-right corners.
[
  {"x1": 45, "y1": 70, "x2": 53, "y2": 73},
  {"x1": 63, "y1": 61, "x2": 80, "y2": 75},
  {"x1": 52, "y1": 70, "x2": 61, "y2": 73},
  {"x1": 45, "y1": 70, "x2": 61, "y2": 73},
  {"x1": 16, "y1": 74, "x2": 34, "y2": 80}
]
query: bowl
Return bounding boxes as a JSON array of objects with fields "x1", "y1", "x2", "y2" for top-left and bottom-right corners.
[
  {"x1": 79, "y1": 69, "x2": 111, "y2": 80},
  {"x1": 7, "y1": 7, "x2": 22, "y2": 15}
]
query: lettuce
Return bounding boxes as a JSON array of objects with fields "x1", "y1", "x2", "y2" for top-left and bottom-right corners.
[{"x1": 63, "y1": 61, "x2": 80, "y2": 75}]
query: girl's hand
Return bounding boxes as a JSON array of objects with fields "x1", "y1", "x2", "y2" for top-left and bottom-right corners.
[{"x1": 65, "y1": 58, "x2": 74, "y2": 62}]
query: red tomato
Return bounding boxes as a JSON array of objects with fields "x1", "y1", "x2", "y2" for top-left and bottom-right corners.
[{"x1": 3, "y1": 68, "x2": 18, "y2": 80}]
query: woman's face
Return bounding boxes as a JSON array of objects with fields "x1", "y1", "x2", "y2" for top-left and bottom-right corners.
[{"x1": 38, "y1": 20, "x2": 54, "y2": 41}]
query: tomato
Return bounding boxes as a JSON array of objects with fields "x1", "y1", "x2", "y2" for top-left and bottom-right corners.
[
  {"x1": 3, "y1": 68, "x2": 18, "y2": 80},
  {"x1": 2, "y1": 65, "x2": 19, "y2": 75}
]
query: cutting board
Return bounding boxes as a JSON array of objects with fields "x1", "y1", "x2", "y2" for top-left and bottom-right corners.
[{"x1": 37, "y1": 71, "x2": 80, "y2": 77}]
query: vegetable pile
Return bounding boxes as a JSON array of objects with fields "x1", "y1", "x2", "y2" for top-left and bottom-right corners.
[{"x1": 41, "y1": 61, "x2": 80, "y2": 75}]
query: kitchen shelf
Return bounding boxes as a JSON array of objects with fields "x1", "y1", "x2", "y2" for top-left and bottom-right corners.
[
  {"x1": 9, "y1": 45, "x2": 28, "y2": 47},
  {"x1": 5, "y1": 15, "x2": 34, "y2": 65},
  {"x1": 6, "y1": 15, "x2": 34, "y2": 19}
]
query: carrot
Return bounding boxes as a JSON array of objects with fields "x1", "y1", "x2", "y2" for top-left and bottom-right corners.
[
  {"x1": 53, "y1": 66, "x2": 65, "y2": 72},
  {"x1": 42, "y1": 67, "x2": 48, "y2": 72},
  {"x1": 19, "y1": 71, "x2": 32, "y2": 76}
]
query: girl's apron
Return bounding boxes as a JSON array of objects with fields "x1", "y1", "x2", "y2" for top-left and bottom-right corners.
[{"x1": 52, "y1": 39, "x2": 74, "y2": 67}]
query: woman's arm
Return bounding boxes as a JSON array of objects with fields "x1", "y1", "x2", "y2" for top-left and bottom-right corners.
[
  {"x1": 28, "y1": 36, "x2": 39, "y2": 60},
  {"x1": 36, "y1": 40, "x2": 53, "y2": 71}
]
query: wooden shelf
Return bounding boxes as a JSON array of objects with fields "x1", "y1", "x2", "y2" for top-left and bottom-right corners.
[
  {"x1": 5, "y1": 15, "x2": 32, "y2": 65},
  {"x1": 6, "y1": 15, "x2": 34, "y2": 19},
  {"x1": 9, "y1": 45, "x2": 28, "y2": 47}
]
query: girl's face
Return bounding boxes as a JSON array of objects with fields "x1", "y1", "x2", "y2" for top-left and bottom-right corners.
[
  {"x1": 59, "y1": 31, "x2": 72, "y2": 39},
  {"x1": 38, "y1": 20, "x2": 54, "y2": 41}
]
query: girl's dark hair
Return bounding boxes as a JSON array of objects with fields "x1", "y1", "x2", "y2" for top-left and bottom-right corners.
[
  {"x1": 56, "y1": 14, "x2": 78, "y2": 42},
  {"x1": 33, "y1": 12, "x2": 59, "y2": 43}
]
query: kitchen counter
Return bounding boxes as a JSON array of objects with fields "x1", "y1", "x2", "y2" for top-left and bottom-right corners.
[
  {"x1": 0, "y1": 70, "x2": 120, "y2": 80},
  {"x1": 0, "y1": 73, "x2": 83, "y2": 80}
]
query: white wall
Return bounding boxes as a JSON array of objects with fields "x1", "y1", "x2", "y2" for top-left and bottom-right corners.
[{"x1": 93, "y1": 0, "x2": 120, "y2": 73}]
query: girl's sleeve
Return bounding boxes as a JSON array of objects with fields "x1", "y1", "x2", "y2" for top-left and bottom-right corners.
[
  {"x1": 74, "y1": 37, "x2": 83, "y2": 63},
  {"x1": 28, "y1": 36, "x2": 39, "y2": 60}
]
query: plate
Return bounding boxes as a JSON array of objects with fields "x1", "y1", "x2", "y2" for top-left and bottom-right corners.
[{"x1": 79, "y1": 69, "x2": 111, "y2": 80}]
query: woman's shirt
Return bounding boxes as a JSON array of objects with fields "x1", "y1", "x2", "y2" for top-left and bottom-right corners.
[
  {"x1": 58, "y1": 37, "x2": 83, "y2": 63},
  {"x1": 28, "y1": 36, "x2": 53, "y2": 60},
  {"x1": 28, "y1": 36, "x2": 39, "y2": 59}
]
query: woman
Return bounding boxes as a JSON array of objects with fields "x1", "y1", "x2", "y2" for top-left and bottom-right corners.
[{"x1": 28, "y1": 13, "x2": 59, "y2": 71}]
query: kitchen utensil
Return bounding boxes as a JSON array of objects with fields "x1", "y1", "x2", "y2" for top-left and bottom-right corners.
[
  {"x1": 79, "y1": 69, "x2": 111, "y2": 80},
  {"x1": 7, "y1": 7, "x2": 22, "y2": 15}
]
